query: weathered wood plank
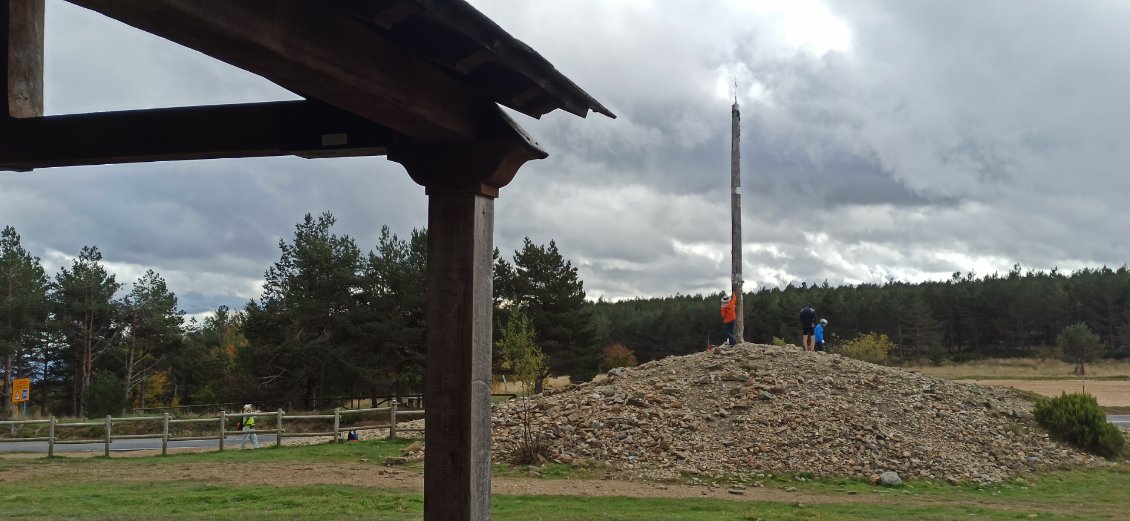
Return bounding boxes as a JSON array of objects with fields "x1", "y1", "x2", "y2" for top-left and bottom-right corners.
[
  {"x1": 3, "y1": 0, "x2": 44, "y2": 118},
  {"x1": 0, "y1": 100, "x2": 394, "y2": 170},
  {"x1": 64, "y1": 0, "x2": 510, "y2": 142}
]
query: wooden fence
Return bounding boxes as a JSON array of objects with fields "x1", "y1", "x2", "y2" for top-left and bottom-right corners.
[
  {"x1": 128, "y1": 395, "x2": 428, "y2": 417},
  {"x1": 0, "y1": 402, "x2": 423, "y2": 457}
]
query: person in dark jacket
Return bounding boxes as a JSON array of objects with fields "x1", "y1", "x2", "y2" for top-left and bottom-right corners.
[{"x1": 799, "y1": 304, "x2": 816, "y2": 351}]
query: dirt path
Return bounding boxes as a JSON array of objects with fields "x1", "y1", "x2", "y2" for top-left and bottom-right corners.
[
  {"x1": 0, "y1": 458, "x2": 829, "y2": 503},
  {"x1": 970, "y1": 379, "x2": 1130, "y2": 406}
]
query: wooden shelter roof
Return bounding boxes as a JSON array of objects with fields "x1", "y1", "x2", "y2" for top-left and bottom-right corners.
[
  {"x1": 1, "y1": 0, "x2": 613, "y2": 171},
  {"x1": 335, "y1": 0, "x2": 615, "y2": 120}
]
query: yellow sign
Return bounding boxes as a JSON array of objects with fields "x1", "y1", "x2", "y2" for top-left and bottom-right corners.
[{"x1": 11, "y1": 378, "x2": 29, "y2": 403}]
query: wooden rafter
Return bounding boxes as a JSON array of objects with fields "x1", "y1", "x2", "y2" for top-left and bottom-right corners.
[
  {"x1": 65, "y1": 0, "x2": 518, "y2": 142},
  {"x1": 0, "y1": 101, "x2": 396, "y2": 171}
]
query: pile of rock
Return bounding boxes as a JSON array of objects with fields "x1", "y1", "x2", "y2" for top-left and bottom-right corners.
[{"x1": 489, "y1": 344, "x2": 1103, "y2": 483}]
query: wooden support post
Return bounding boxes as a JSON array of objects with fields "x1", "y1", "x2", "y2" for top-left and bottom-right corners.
[
  {"x1": 389, "y1": 399, "x2": 398, "y2": 439},
  {"x1": 390, "y1": 134, "x2": 545, "y2": 521},
  {"x1": 162, "y1": 413, "x2": 169, "y2": 455},
  {"x1": 47, "y1": 416, "x2": 55, "y2": 457},
  {"x1": 2, "y1": 0, "x2": 44, "y2": 120},
  {"x1": 219, "y1": 410, "x2": 226, "y2": 451},
  {"x1": 276, "y1": 408, "x2": 283, "y2": 448},
  {"x1": 104, "y1": 415, "x2": 111, "y2": 458},
  {"x1": 421, "y1": 191, "x2": 495, "y2": 521}
]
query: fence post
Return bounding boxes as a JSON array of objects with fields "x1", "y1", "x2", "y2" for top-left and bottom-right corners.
[
  {"x1": 219, "y1": 410, "x2": 226, "y2": 452},
  {"x1": 389, "y1": 399, "x2": 397, "y2": 439},
  {"x1": 276, "y1": 408, "x2": 283, "y2": 448},
  {"x1": 162, "y1": 413, "x2": 170, "y2": 456},
  {"x1": 48, "y1": 416, "x2": 56, "y2": 457},
  {"x1": 333, "y1": 408, "x2": 341, "y2": 443},
  {"x1": 104, "y1": 415, "x2": 112, "y2": 458}
]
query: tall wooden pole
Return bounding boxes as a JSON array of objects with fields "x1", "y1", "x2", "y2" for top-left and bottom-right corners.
[{"x1": 730, "y1": 98, "x2": 744, "y2": 341}]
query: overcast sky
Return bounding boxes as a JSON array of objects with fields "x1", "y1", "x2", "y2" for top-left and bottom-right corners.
[{"x1": 4, "y1": 0, "x2": 1129, "y2": 320}]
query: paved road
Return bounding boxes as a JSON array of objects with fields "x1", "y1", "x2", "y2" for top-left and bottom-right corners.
[
  {"x1": 3, "y1": 417, "x2": 1127, "y2": 454},
  {"x1": 0, "y1": 434, "x2": 278, "y2": 453}
]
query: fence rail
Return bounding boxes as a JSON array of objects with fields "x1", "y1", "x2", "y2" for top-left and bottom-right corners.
[
  {"x1": 127, "y1": 395, "x2": 429, "y2": 417},
  {"x1": 0, "y1": 402, "x2": 419, "y2": 457}
]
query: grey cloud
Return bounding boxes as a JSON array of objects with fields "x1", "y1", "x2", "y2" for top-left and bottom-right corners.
[{"x1": 9, "y1": 0, "x2": 1130, "y2": 311}]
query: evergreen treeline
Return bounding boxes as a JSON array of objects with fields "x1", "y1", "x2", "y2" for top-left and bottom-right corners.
[
  {"x1": 5, "y1": 213, "x2": 1129, "y2": 418},
  {"x1": 0, "y1": 216, "x2": 592, "y2": 418},
  {"x1": 594, "y1": 265, "x2": 1130, "y2": 364}
]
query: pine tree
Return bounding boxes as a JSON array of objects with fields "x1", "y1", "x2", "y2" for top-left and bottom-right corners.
[
  {"x1": 1057, "y1": 322, "x2": 1104, "y2": 365},
  {"x1": 177, "y1": 305, "x2": 245, "y2": 404},
  {"x1": 243, "y1": 212, "x2": 362, "y2": 408},
  {"x1": 355, "y1": 226, "x2": 428, "y2": 399},
  {"x1": 495, "y1": 238, "x2": 596, "y2": 382},
  {"x1": 121, "y1": 269, "x2": 184, "y2": 409},
  {"x1": 50, "y1": 246, "x2": 122, "y2": 417},
  {"x1": 897, "y1": 294, "x2": 943, "y2": 360},
  {"x1": 0, "y1": 226, "x2": 49, "y2": 416}
]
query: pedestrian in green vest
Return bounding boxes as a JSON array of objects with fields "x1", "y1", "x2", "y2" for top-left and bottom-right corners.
[{"x1": 239, "y1": 403, "x2": 260, "y2": 449}]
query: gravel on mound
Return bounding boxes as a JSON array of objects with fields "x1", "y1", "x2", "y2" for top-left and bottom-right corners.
[{"x1": 490, "y1": 344, "x2": 1104, "y2": 484}]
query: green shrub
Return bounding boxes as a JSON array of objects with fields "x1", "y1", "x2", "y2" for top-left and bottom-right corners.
[
  {"x1": 84, "y1": 372, "x2": 128, "y2": 418},
  {"x1": 838, "y1": 332, "x2": 895, "y2": 364},
  {"x1": 1056, "y1": 322, "x2": 1105, "y2": 363},
  {"x1": 927, "y1": 346, "x2": 946, "y2": 366},
  {"x1": 1033, "y1": 392, "x2": 1125, "y2": 459},
  {"x1": 770, "y1": 336, "x2": 788, "y2": 347}
]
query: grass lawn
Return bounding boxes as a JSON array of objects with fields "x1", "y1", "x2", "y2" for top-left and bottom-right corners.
[{"x1": 1, "y1": 439, "x2": 1127, "y2": 520}]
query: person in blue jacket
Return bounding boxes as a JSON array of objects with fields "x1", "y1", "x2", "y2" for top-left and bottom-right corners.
[{"x1": 814, "y1": 318, "x2": 828, "y2": 352}]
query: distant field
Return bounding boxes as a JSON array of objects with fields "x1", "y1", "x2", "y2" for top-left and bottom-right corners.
[
  {"x1": 901, "y1": 358, "x2": 1130, "y2": 380},
  {"x1": 900, "y1": 358, "x2": 1130, "y2": 407},
  {"x1": 969, "y1": 380, "x2": 1130, "y2": 407}
]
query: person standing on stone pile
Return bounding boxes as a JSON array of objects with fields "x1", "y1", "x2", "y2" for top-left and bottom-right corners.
[
  {"x1": 799, "y1": 304, "x2": 816, "y2": 351},
  {"x1": 720, "y1": 293, "x2": 738, "y2": 345},
  {"x1": 814, "y1": 318, "x2": 828, "y2": 352}
]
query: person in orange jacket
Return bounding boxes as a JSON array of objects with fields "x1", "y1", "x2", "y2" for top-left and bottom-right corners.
[{"x1": 720, "y1": 293, "x2": 738, "y2": 345}]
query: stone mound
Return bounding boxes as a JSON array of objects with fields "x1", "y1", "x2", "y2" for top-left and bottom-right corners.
[{"x1": 490, "y1": 344, "x2": 1103, "y2": 483}]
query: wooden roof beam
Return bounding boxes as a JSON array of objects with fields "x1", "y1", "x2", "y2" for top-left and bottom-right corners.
[
  {"x1": 65, "y1": 0, "x2": 518, "y2": 143},
  {"x1": 0, "y1": 100, "x2": 396, "y2": 171}
]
